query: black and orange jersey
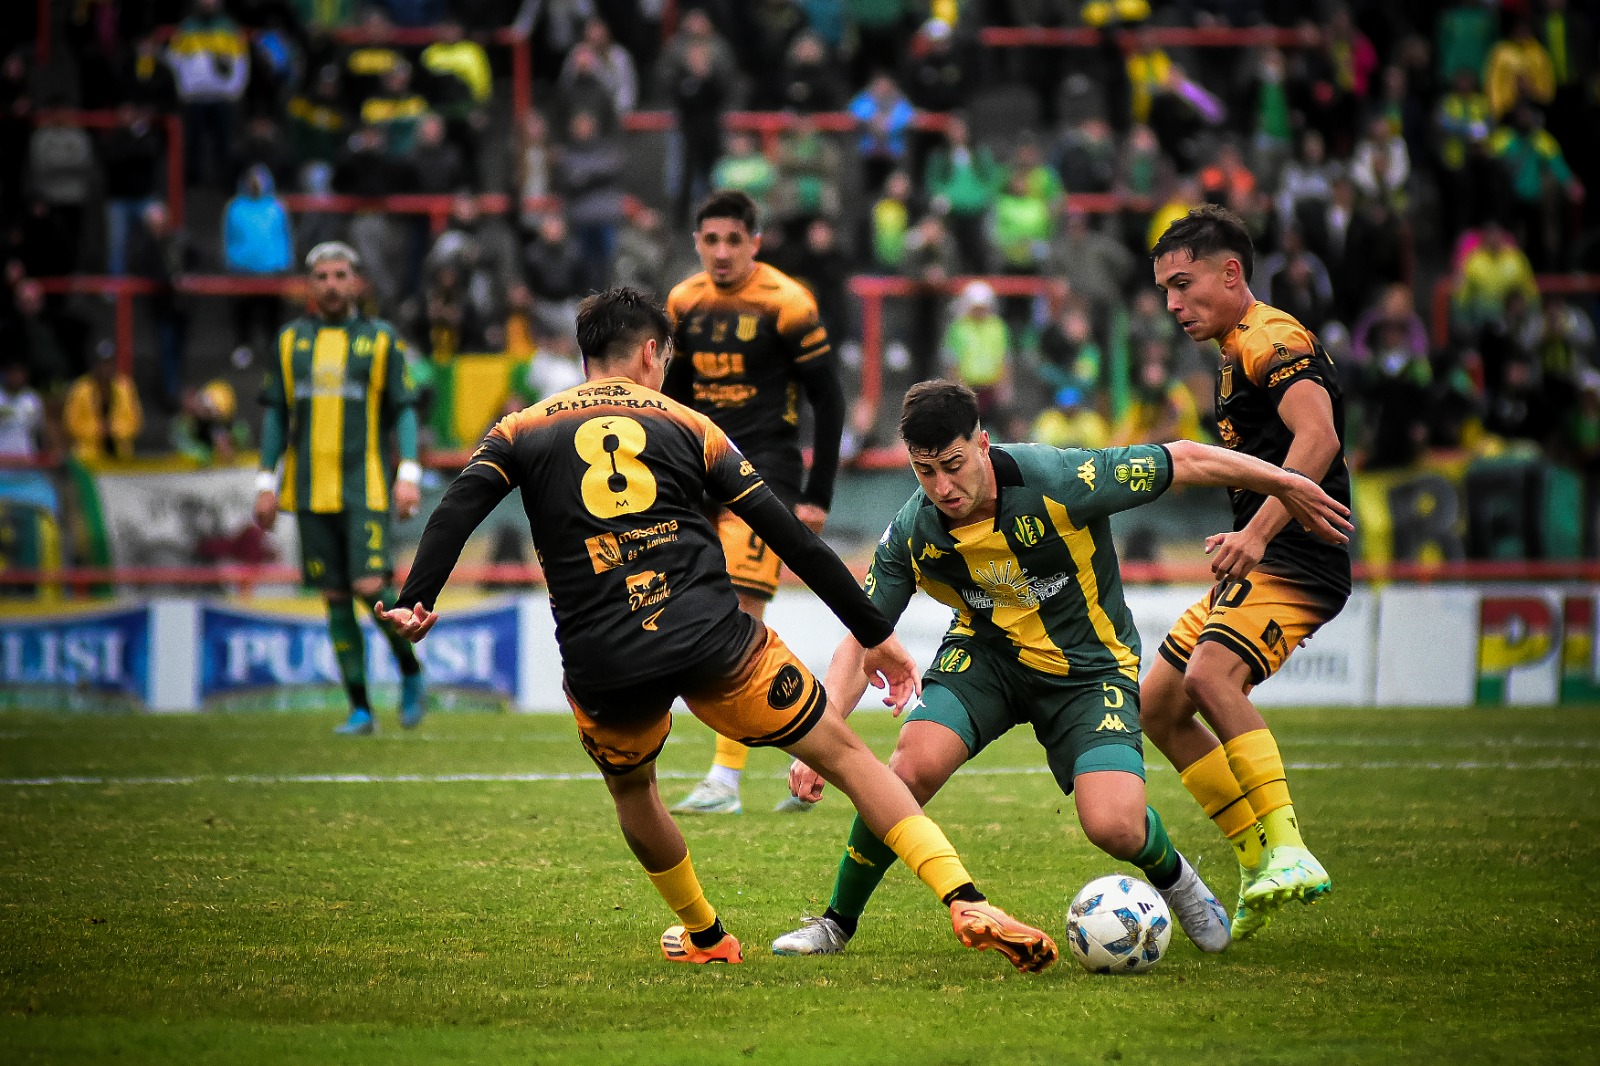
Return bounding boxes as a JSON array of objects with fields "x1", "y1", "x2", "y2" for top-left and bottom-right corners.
[
  {"x1": 1214, "y1": 301, "x2": 1351, "y2": 597},
  {"x1": 396, "y1": 377, "x2": 890, "y2": 690},
  {"x1": 662, "y1": 262, "x2": 844, "y2": 509}
]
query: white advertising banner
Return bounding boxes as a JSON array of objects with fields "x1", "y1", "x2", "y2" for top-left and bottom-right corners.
[{"x1": 91, "y1": 464, "x2": 299, "y2": 571}]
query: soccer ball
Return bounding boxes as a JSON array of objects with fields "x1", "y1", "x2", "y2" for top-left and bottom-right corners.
[{"x1": 1066, "y1": 874, "x2": 1172, "y2": 974}]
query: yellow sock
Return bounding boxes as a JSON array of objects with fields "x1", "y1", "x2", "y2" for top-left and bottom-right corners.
[
  {"x1": 1178, "y1": 745, "x2": 1265, "y2": 869},
  {"x1": 645, "y1": 852, "x2": 717, "y2": 934},
  {"x1": 882, "y1": 815, "x2": 973, "y2": 902},
  {"x1": 1224, "y1": 729, "x2": 1306, "y2": 851},
  {"x1": 713, "y1": 734, "x2": 749, "y2": 772}
]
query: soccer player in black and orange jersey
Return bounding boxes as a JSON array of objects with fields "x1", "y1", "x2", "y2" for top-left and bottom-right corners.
[
  {"x1": 662, "y1": 190, "x2": 846, "y2": 815},
  {"x1": 377, "y1": 288, "x2": 1058, "y2": 972},
  {"x1": 1145, "y1": 205, "x2": 1353, "y2": 940}
]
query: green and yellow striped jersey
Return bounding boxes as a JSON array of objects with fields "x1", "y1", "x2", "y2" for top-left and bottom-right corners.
[
  {"x1": 260, "y1": 314, "x2": 416, "y2": 514},
  {"x1": 866, "y1": 443, "x2": 1173, "y2": 681}
]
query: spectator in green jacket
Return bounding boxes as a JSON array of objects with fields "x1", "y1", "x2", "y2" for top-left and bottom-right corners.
[
  {"x1": 924, "y1": 115, "x2": 1002, "y2": 272},
  {"x1": 1491, "y1": 103, "x2": 1586, "y2": 268}
]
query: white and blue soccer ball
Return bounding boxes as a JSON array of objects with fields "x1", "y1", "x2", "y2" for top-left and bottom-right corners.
[{"x1": 1067, "y1": 874, "x2": 1172, "y2": 974}]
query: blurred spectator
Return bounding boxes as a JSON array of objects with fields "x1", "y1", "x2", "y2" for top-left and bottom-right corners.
[
  {"x1": 421, "y1": 18, "x2": 494, "y2": 128},
  {"x1": 1452, "y1": 222, "x2": 1539, "y2": 334},
  {"x1": 1110, "y1": 345, "x2": 1202, "y2": 447},
  {"x1": 99, "y1": 104, "x2": 166, "y2": 276},
  {"x1": 1277, "y1": 130, "x2": 1343, "y2": 237},
  {"x1": 0, "y1": 355, "x2": 45, "y2": 459},
  {"x1": 1030, "y1": 386, "x2": 1110, "y2": 451},
  {"x1": 1538, "y1": 0, "x2": 1594, "y2": 150},
  {"x1": 902, "y1": 19, "x2": 969, "y2": 115},
  {"x1": 521, "y1": 212, "x2": 588, "y2": 341},
  {"x1": 417, "y1": 263, "x2": 494, "y2": 360},
  {"x1": 334, "y1": 125, "x2": 409, "y2": 309},
  {"x1": 558, "y1": 18, "x2": 637, "y2": 118},
  {"x1": 783, "y1": 217, "x2": 851, "y2": 344},
  {"x1": 1339, "y1": 189, "x2": 1409, "y2": 322},
  {"x1": 713, "y1": 131, "x2": 777, "y2": 220},
  {"x1": 554, "y1": 109, "x2": 627, "y2": 290},
  {"x1": 291, "y1": 0, "x2": 358, "y2": 32},
  {"x1": 848, "y1": 72, "x2": 915, "y2": 197},
  {"x1": 849, "y1": 0, "x2": 916, "y2": 88},
  {"x1": 1485, "y1": 17, "x2": 1555, "y2": 120},
  {"x1": 1435, "y1": 68, "x2": 1495, "y2": 237},
  {"x1": 1246, "y1": 49, "x2": 1294, "y2": 185},
  {"x1": 1258, "y1": 227, "x2": 1334, "y2": 332},
  {"x1": 341, "y1": 8, "x2": 403, "y2": 110},
  {"x1": 1047, "y1": 207, "x2": 1135, "y2": 318},
  {"x1": 26, "y1": 113, "x2": 94, "y2": 270},
  {"x1": 925, "y1": 114, "x2": 1001, "y2": 272},
  {"x1": 1491, "y1": 103, "x2": 1584, "y2": 270},
  {"x1": 1359, "y1": 333, "x2": 1433, "y2": 469},
  {"x1": 612, "y1": 205, "x2": 670, "y2": 297},
  {"x1": 287, "y1": 65, "x2": 350, "y2": 166},
  {"x1": 514, "y1": 109, "x2": 554, "y2": 203},
  {"x1": 222, "y1": 164, "x2": 292, "y2": 364},
  {"x1": 1436, "y1": 0, "x2": 1496, "y2": 84},
  {"x1": 411, "y1": 112, "x2": 465, "y2": 194},
  {"x1": 1352, "y1": 283, "x2": 1429, "y2": 381},
  {"x1": 778, "y1": 31, "x2": 845, "y2": 113},
  {"x1": 172, "y1": 378, "x2": 248, "y2": 464},
  {"x1": 992, "y1": 168, "x2": 1054, "y2": 278},
  {"x1": 383, "y1": 0, "x2": 448, "y2": 27},
  {"x1": 1035, "y1": 300, "x2": 1103, "y2": 399},
  {"x1": 1350, "y1": 114, "x2": 1411, "y2": 213},
  {"x1": 772, "y1": 115, "x2": 843, "y2": 226},
  {"x1": 360, "y1": 60, "x2": 428, "y2": 158},
  {"x1": 1481, "y1": 335, "x2": 1543, "y2": 444},
  {"x1": 1292, "y1": 11, "x2": 1374, "y2": 156},
  {"x1": 241, "y1": 8, "x2": 301, "y2": 119},
  {"x1": 231, "y1": 113, "x2": 300, "y2": 191},
  {"x1": 123, "y1": 35, "x2": 179, "y2": 114},
  {"x1": 902, "y1": 210, "x2": 961, "y2": 382},
  {"x1": 1120, "y1": 123, "x2": 1161, "y2": 200},
  {"x1": 64, "y1": 344, "x2": 143, "y2": 462},
  {"x1": 1146, "y1": 177, "x2": 1200, "y2": 251},
  {"x1": 1123, "y1": 27, "x2": 1172, "y2": 130},
  {"x1": 870, "y1": 169, "x2": 915, "y2": 271},
  {"x1": 1308, "y1": 175, "x2": 1356, "y2": 304},
  {"x1": 1199, "y1": 141, "x2": 1257, "y2": 210},
  {"x1": 657, "y1": 7, "x2": 741, "y2": 106},
  {"x1": 128, "y1": 202, "x2": 196, "y2": 412},
  {"x1": 1054, "y1": 116, "x2": 1117, "y2": 195},
  {"x1": 668, "y1": 39, "x2": 730, "y2": 223},
  {"x1": 1520, "y1": 291, "x2": 1596, "y2": 443},
  {"x1": 750, "y1": 0, "x2": 811, "y2": 106},
  {"x1": 167, "y1": 0, "x2": 251, "y2": 187},
  {"x1": 1126, "y1": 287, "x2": 1179, "y2": 360},
  {"x1": 418, "y1": 193, "x2": 502, "y2": 350},
  {"x1": 12, "y1": 280, "x2": 72, "y2": 392},
  {"x1": 941, "y1": 280, "x2": 1011, "y2": 421}
]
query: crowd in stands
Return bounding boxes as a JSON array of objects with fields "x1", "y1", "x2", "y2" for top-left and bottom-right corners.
[{"x1": 0, "y1": 0, "x2": 1595, "y2": 539}]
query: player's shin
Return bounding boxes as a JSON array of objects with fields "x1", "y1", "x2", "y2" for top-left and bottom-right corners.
[
  {"x1": 1131, "y1": 806, "x2": 1183, "y2": 889},
  {"x1": 326, "y1": 597, "x2": 369, "y2": 709},
  {"x1": 646, "y1": 851, "x2": 726, "y2": 947},
  {"x1": 1179, "y1": 744, "x2": 1265, "y2": 869},
  {"x1": 825, "y1": 815, "x2": 900, "y2": 935},
  {"x1": 1224, "y1": 729, "x2": 1305, "y2": 851}
]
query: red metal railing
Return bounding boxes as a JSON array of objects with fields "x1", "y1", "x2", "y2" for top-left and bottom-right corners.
[
  {"x1": 978, "y1": 26, "x2": 1311, "y2": 48},
  {"x1": 33, "y1": 110, "x2": 186, "y2": 228}
]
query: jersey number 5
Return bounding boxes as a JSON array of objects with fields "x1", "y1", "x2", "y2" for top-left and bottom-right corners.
[{"x1": 575, "y1": 416, "x2": 657, "y2": 518}]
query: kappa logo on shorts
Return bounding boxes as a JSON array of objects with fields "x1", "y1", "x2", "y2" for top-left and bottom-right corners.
[
  {"x1": 1095, "y1": 713, "x2": 1130, "y2": 733},
  {"x1": 768, "y1": 664, "x2": 805, "y2": 709}
]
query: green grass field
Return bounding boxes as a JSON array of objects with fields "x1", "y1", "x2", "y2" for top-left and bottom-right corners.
[{"x1": 3, "y1": 706, "x2": 1598, "y2": 1065}]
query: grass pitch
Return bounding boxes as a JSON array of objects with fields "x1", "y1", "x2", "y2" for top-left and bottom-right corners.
[{"x1": 2, "y1": 706, "x2": 1598, "y2": 1065}]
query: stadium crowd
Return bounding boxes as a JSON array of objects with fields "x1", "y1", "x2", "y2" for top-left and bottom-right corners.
[{"x1": 0, "y1": 0, "x2": 1596, "y2": 541}]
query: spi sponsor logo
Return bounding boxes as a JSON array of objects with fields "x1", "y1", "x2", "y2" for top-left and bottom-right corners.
[
  {"x1": 200, "y1": 604, "x2": 519, "y2": 698},
  {"x1": 1475, "y1": 592, "x2": 1600, "y2": 706}
]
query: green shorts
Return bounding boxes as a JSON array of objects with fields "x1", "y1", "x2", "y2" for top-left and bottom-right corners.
[
  {"x1": 909, "y1": 636, "x2": 1144, "y2": 796},
  {"x1": 295, "y1": 510, "x2": 393, "y2": 592}
]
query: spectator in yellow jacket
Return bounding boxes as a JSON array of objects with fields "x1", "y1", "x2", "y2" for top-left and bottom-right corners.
[
  {"x1": 1484, "y1": 18, "x2": 1555, "y2": 118},
  {"x1": 64, "y1": 345, "x2": 143, "y2": 462}
]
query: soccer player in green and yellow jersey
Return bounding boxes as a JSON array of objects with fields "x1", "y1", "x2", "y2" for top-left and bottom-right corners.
[
  {"x1": 253, "y1": 241, "x2": 426, "y2": 735},
  {"x1": 770, "y1": 380, "x2": 1352, "y2": 959},
  {"x1": 1146, "y1": 205, "x2": 1353, "y2": 939}
]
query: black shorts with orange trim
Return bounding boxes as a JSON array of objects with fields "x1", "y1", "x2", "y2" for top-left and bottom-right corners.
[
  {"x1": 564, "y1": 613, "x2": 827, "y2": 776},
  {"x1": 1159, "y1": 569, "x2": 1349, "y2": 686}
]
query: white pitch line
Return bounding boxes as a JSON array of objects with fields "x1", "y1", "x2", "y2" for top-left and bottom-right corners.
[{"x1": 4, "y1": 760, "x2": 1600, "y2": 787}]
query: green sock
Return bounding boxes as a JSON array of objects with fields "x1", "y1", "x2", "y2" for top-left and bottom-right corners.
[
  {"x1": 326, "y1": 598, "x2": 369, "y2": 709},
  {"x1": 827, "y1": 815, "x2": 900, "y2": 923},
  {"x1": 373, "y1": 585, "x2": 421, "y2": 676},
  {"x1": 1132, "y1": 806, "x2": 1182, "y2": 889}
]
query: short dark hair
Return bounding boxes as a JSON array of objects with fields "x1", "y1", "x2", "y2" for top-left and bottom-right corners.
[
  {"x1": 899, "y1": 380, "x2": 981, "y2": 452},
  {"x1": 694, "y1": 189, "x2": 759, "y2": 234},
  {"x1": 575, "y1": 287, "x2": 671, "y2": 369},
  {"x1": 1150, "y1": 203, "x2": 1254, "y2": 281}
]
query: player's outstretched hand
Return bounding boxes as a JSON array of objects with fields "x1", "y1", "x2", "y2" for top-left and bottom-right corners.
[
  {"x1": 1277, "y1": 471, "x2": 1353, "y2": 546},
  {"x1": 788, "y1": 758, "x2": 826, "y2": 803},
  {"x1": 861, "y1": 633, "x2": 921, "y2": 714},
  {"x1": 393, "y1": 478, "x2": 422, "y2": 521},
  {"x1": 374, "y1": 601, "x2": 439, "y2": 643}
]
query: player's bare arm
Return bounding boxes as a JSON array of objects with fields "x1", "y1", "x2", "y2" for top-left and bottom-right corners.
[
  {"x1": 1163, "y1": 439, "x2": 1352, "y2": 561},
  {"x1": 1201, "y1": 379, "x2": 1343, "y2": 579}
]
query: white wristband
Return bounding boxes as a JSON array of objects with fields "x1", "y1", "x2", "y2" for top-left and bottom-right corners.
[
  {"x1": 255, "y1": 470, "x2": 278, "y2": 493},
  {"x1": 396, "y1": 460, "x2": 422, "y2": 485}
]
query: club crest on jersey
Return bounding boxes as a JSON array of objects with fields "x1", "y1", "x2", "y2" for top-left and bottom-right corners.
[
  {"x1": 1220, "y1": 364, "x2": 1234, "y2": 399},
  {"x1": 736, "y1": 314, "x2": 759, "y2": 341},
  {"x1": 934, "y1": 647, "x2": 972, "y2": 674},
  {"x1": 352, "y1": 335, "x2": 374, "y2": 357},
  {"x1": 1013, "y1": 515, "x2": 1046, "y2": 547}
]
